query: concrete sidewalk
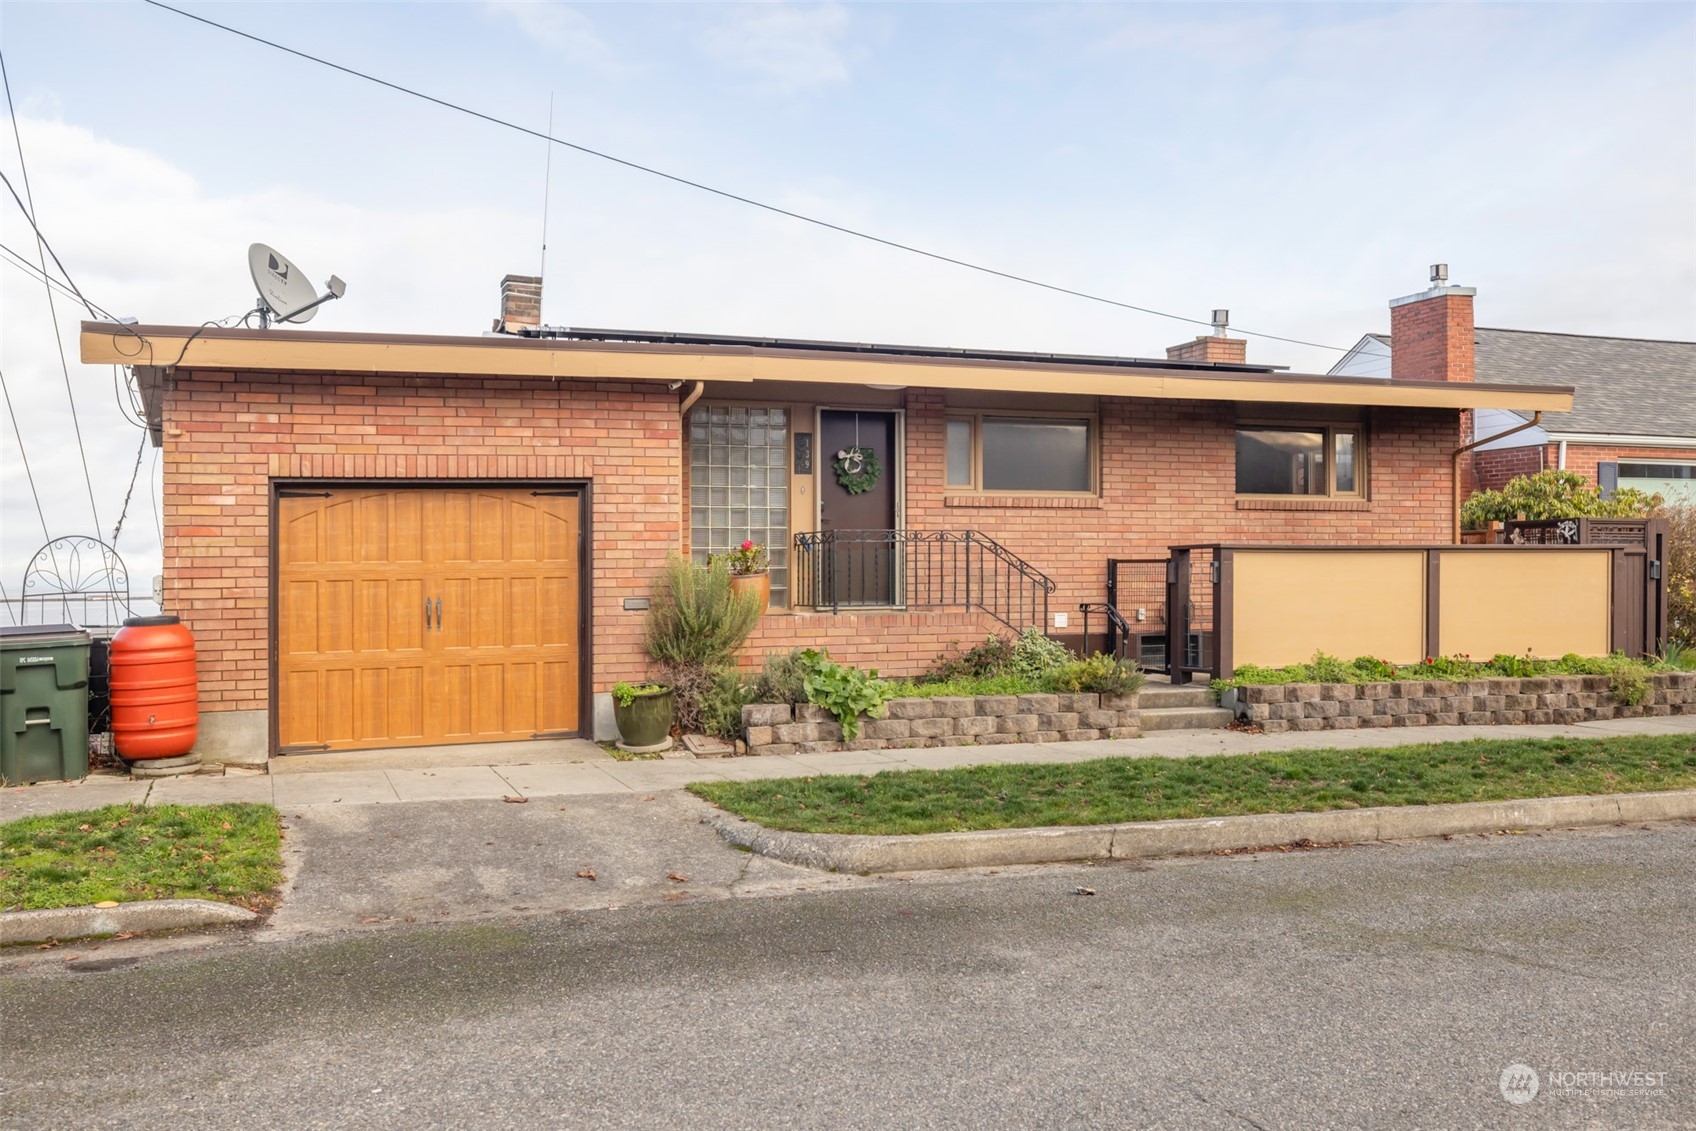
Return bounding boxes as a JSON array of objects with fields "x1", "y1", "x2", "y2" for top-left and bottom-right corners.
[{"x1": 3, "y1": 714, "x2": 1692, "y2": 820}]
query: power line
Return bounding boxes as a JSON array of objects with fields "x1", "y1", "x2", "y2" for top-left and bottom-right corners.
[
  {"x1": 110, "y1": 431, "x2": 148, "y2": 548},
  {"x1": 3, "y1": 53, "x2": 103, "y2": 534},
  {"x1": 0, "y1": 367, "x2": 54, "y2": 544},
  {"x1": 0, "y1": 241, "x2": 108, "y2": 313},
  {"x1": 141, "y1": 0, "x2": 1348, "y2": 354}
]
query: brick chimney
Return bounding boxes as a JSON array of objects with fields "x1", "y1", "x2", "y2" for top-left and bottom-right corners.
[
  {"x1": 1166, "y1": 308, "x2": 1246, "y2": 364},
  {"x1": 1388, "y1": 264, "x2": 1475, "y2": 381},
  {"x1": 497, "y1": 274, "x2": 543, "y2": 333}
]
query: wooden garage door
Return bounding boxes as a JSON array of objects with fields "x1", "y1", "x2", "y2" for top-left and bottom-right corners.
[{"x1": 277, "y1": 486, "x2": 581, "y2": 752}]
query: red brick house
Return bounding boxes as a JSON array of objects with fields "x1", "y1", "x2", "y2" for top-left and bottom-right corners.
[
  {"x1": 1330, "y1": 273, "x2": 1695, "y2": 502},
  {"x1": 80, "y1": 275, "x2": 1570, "y2": 763}
]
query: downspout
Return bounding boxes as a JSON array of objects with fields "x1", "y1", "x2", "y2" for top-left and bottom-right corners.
[
  {"x1": 1451, "y1": 412, "x2": 1542, "y2": 544},
  {"x1": 678, "y1": 380, "x2": 705, "y2": 417},
  {"x1": 1557, "y1": 439, "x2": 1567, "y2": 470}
]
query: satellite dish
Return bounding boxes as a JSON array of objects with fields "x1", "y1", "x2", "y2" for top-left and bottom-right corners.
[{"x1": 247, "y1": 243, "x2": 347, "y2": 327}]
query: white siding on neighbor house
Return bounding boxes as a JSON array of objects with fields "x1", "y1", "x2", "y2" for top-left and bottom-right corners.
[
  {"x1": 1473, "y1": 407, "x2": 1549, "y2": 450},
  {"x1": 1328, "y1": 335, "x2": 1391, "y2": 379}
]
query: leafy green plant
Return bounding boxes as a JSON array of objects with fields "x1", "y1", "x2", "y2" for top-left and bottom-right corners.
[
  {"x1": 886, "y1": 673, "x2": 1045, "y2": 699},
  {"x1": 1009, "y1": 628, "x2": 1073, "y2": 681},
  {"x1": 700, "y1": 669, "x2": 758, "y2": 741},
  {"x1": 1047, "y1": 653, "x2": 1146, "y2": 696},
  {"x1": 921, "y1": 635, "x2": 1015, "y2": 682},
  {"x1": 1460, "y1": 468, "x2": 1660, "y2": 529},
  {"x1": 1662, "y1": 501, "x2": 1695, "y2": 647},
  {"x1": 644, "y1": 553, "x2": 761, "y2": 667},
  {"x1": 796, "y1": 649, "x2": 895, "y2": 740},
  {"x1": 750, "y1": 649, "x2": 811, "y2": 705},
  {"x1": 1218, "y1": 650, "x2": 1668, "y2": 689},
  {"x1": 1609, "y1": 664, "x2": 1650, "y2": 707},
  {"x1": 1663, "y1": 641, "x2": 1696, "y2": 672},
  {"x1": 611, "y1": 681, "x2": 668, "y2": 708}
]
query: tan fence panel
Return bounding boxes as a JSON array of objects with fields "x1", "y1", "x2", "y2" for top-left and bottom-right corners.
[
  {"x1": 1231, "y1": 551, "x2": 1426, "y2": 668},
  {"x1": 1438, "y1": 549, "x2": 1611, "y2": 660}
]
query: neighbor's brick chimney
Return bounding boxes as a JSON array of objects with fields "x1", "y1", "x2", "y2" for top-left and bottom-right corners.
[
  {"x1": 498, "y1": 274, "x2": 543, "y2": 333},
  {"x1": 1388, "y1": 264, "x2": 1475, "y2": 382},
  {"x1": 1166, "y1": 308, "x2": 1246, "y2": 365}
]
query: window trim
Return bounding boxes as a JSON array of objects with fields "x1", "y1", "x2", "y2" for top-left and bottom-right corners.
[
  {"x1": 944, "y1": 410, "x2": 1100, "y2": 497},
  {"x1": 1234, "y1": 419, "x2": 1367, "y2": 500}
]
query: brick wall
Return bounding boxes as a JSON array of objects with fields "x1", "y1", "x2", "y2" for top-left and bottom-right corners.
[
  {"x1": 1555, "y1": 442, "x2": 1696, "y2": 486},
  {"x1": 1389, "y1": 291, "x2": 1475, "y2": 382},
  {"x1": 1474, "y1": 443, "x2": 1546, "y2": 491},
  {"x1": 894, "y1": 390, "x2": 1457, "y2": 621},
  {"x1": 162, "y1": 369, "x2": 680, "y2": 714}
]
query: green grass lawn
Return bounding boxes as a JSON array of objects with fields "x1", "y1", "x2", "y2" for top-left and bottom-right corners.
[
  {"x1": 0, "y1": 803, "x2": 283, "y2": 913},
  {"x1": 688, "y1": 735, "x2": 1696, "y2": 836}
]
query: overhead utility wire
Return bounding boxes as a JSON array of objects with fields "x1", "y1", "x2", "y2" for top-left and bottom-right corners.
[
  {"x1": 2, "y1": 53, "x2": 104, "y2": 534},
  {"x1": 0, "y1": 242, "x2": 110, "y2": 314},
  {"x1": 142, "y1": 0, "x2": 1347, "y2": 354},
  {"x1": 0, "y1": 367, "x2": 55, "y2": 545}
]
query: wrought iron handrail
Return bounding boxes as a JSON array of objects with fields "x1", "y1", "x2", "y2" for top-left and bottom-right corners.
[
  {"x1": 793, "y1": 529, "x2": 1056, "y2": 632},
  {"x1": 1076, "y1": 602, "x2": 1132, "y2": 661}
]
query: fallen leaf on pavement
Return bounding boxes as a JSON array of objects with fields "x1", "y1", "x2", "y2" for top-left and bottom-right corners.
[
  {"x1": 1074, "y1": 887, "x2": 1097, "y2": 896},
  {"x1": 577, "y1": 868, "x2": 598, "y2": 881},
  {"x1": 662, "y1": 892, "x2": 687, "y2": 902},
  {"x1": 361, "y1": 916, "x2": 384, "y2": 924},
  {"x1": 667, "y1": 873, "x2": 689, "y2": 883},
  {"x1": 639, "y1": 795, "x2": 656, "y2": 802},
  {"x1": 94, "y1": 900, "x2": 119, "y2": 909},
  {"x1": 36, "y1": 940, "x2": 59, "y2": 949},
  {"x1": 113, "y1": 932, "x2": 134, "y2": 940},
  {"x1": 503, "y1": 795, "x2": 528, "y2": 804}
]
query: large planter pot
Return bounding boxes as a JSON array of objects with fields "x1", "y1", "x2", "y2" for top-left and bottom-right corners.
[
  {"x1": 730, "y1": 571, "x2": 771, "y2": 616},
  {"x1": 614, "y1": 685, "x2": 674, "y2": 752}
]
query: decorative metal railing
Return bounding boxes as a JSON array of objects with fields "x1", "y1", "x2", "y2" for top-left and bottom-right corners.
[{"x1": 792, "y1": 529, "x2": 1056, "y2": 632}]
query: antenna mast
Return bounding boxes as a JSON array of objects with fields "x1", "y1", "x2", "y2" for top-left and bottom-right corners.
[{"x1": 539, "y1": 93, "x2": 554, "y2": 286}]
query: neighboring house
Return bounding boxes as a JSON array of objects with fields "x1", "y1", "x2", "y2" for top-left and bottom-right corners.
[
  {"x1": 79, "y1": 273, "x2": 1570, "y2": 761},
  {"x1": 1330, "y1": 302, "x2": 1696, "y2": 501}
]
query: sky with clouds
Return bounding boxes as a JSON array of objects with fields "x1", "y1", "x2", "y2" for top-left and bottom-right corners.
[{"x1": 2, "y1": 1, "x2": 1693, "y2": 610}]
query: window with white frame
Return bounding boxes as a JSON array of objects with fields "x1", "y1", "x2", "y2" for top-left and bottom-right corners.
[{"x1": 689, "y1": 405, "x2": 789, "y2": 607}]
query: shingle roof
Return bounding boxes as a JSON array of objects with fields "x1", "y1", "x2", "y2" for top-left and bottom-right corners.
[{"x1": 1474, "y1": 328, "x2": 1695, "y2": 437}]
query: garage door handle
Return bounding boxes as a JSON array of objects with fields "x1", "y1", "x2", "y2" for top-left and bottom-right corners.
[
  {"x1": 434, "y1": 597, "x2": 442, "y2": 629},
  {"x1": 424, "y1": 598, "x2": 434, "y2": 632}
]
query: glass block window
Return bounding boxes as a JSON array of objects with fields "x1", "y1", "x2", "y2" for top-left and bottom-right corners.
[{"x1": 689, "y1": 405, "x2": 790, "y2": 608}]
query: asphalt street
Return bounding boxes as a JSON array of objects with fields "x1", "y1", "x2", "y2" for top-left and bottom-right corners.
[{"x1": 3, "y1": 818, "x2": 1691, "y2": 1129}]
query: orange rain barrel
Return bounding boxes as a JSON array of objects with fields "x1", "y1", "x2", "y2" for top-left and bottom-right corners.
[{"x1": 109, "y1": 615, "x2": 199, "y2": 760}]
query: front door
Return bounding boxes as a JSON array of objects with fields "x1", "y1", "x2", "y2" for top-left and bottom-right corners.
[{"x1": 817, "y1": 410, "x2": 898, "y2": 606}]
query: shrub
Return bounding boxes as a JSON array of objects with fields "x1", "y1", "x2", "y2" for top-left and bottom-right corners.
[
  {"x1": 1609, "y1": 663, "x2": 1650, "y2": 707},
  {"x1": 921, "y1": 635, "x2": 1015, "y2": 682},
  {"x1": 700, "y1": 669, "x2": 758, "y2": 741},
  {"x1": 655, "y1": 661, "x2": 717, "y2": 734},
  {"x1": 1460, "y1": 469, "x2": 1659, "y2": 529},
  {"x1": 645, "y1": 554, "x2": 761, "y2": 667},
  {"x1": 1350, "y1": 656, "x2": 1398, "y2": 681},
  {"x1": 1308, "y1": 651, "x2": 1353, "y2": 684},
  {"x1": 1047, "y1": 653, "x2": 1146, "y2": 696},
  {"x1": 749, "y1": 649, "x2": 810, "y2": 705},
  {"x1": 1663, "y1": 501, "x2": 1695, "y2": 648},
  {"x1": 1488, "y1": 651, "x2": 1540, "y2": 678},
  {"x1": 1008, "y1": 629, "x2": 1072, "y2": 681},
  {"x1": 795, "y1": 649, "x2": 895, "y2": 740}
]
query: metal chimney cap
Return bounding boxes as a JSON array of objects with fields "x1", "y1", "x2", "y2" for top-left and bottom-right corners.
[
  {"x1": 1210, "y1": 309, "x2": 1230, "y2": 333},
  {"x1": 1430, "y1": 263, "x2": 1449, "y2": 285}
]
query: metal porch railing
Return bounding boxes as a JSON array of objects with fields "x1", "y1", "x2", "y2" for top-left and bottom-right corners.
[{"x1": 792, "y1": 529, "x2": 1056, "y2": 633}]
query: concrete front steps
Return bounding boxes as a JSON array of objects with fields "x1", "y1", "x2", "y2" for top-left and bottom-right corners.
[{"x1": 1138, "y1": 683, "x2": 1235, "y2": 732}]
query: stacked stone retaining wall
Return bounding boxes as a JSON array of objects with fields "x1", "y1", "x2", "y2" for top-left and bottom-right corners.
[
  {"x1": 1227, "y1": 673, "x2": 1695, "y2": 733},
  {"x1": 742, "y1": 693, "x2": 1141, "y2": 757}
]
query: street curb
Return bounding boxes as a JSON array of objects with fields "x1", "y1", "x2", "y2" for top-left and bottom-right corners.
[
  {"x1": 0, "y1": 899, "x2": 258, "y2": 945},
  {"x1": 705, "y1": 790, "x2": 1696, "y2": 874}
]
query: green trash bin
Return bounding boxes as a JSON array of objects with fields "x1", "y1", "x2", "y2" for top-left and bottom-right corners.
[{"x1": 1, "y1": 624, "x2": 92, "y2": 784}]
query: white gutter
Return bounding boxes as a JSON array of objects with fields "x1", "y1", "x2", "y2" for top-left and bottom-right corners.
[{"x1": 1543, "y1": 432, "x2": 1696, "y2": 449}]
